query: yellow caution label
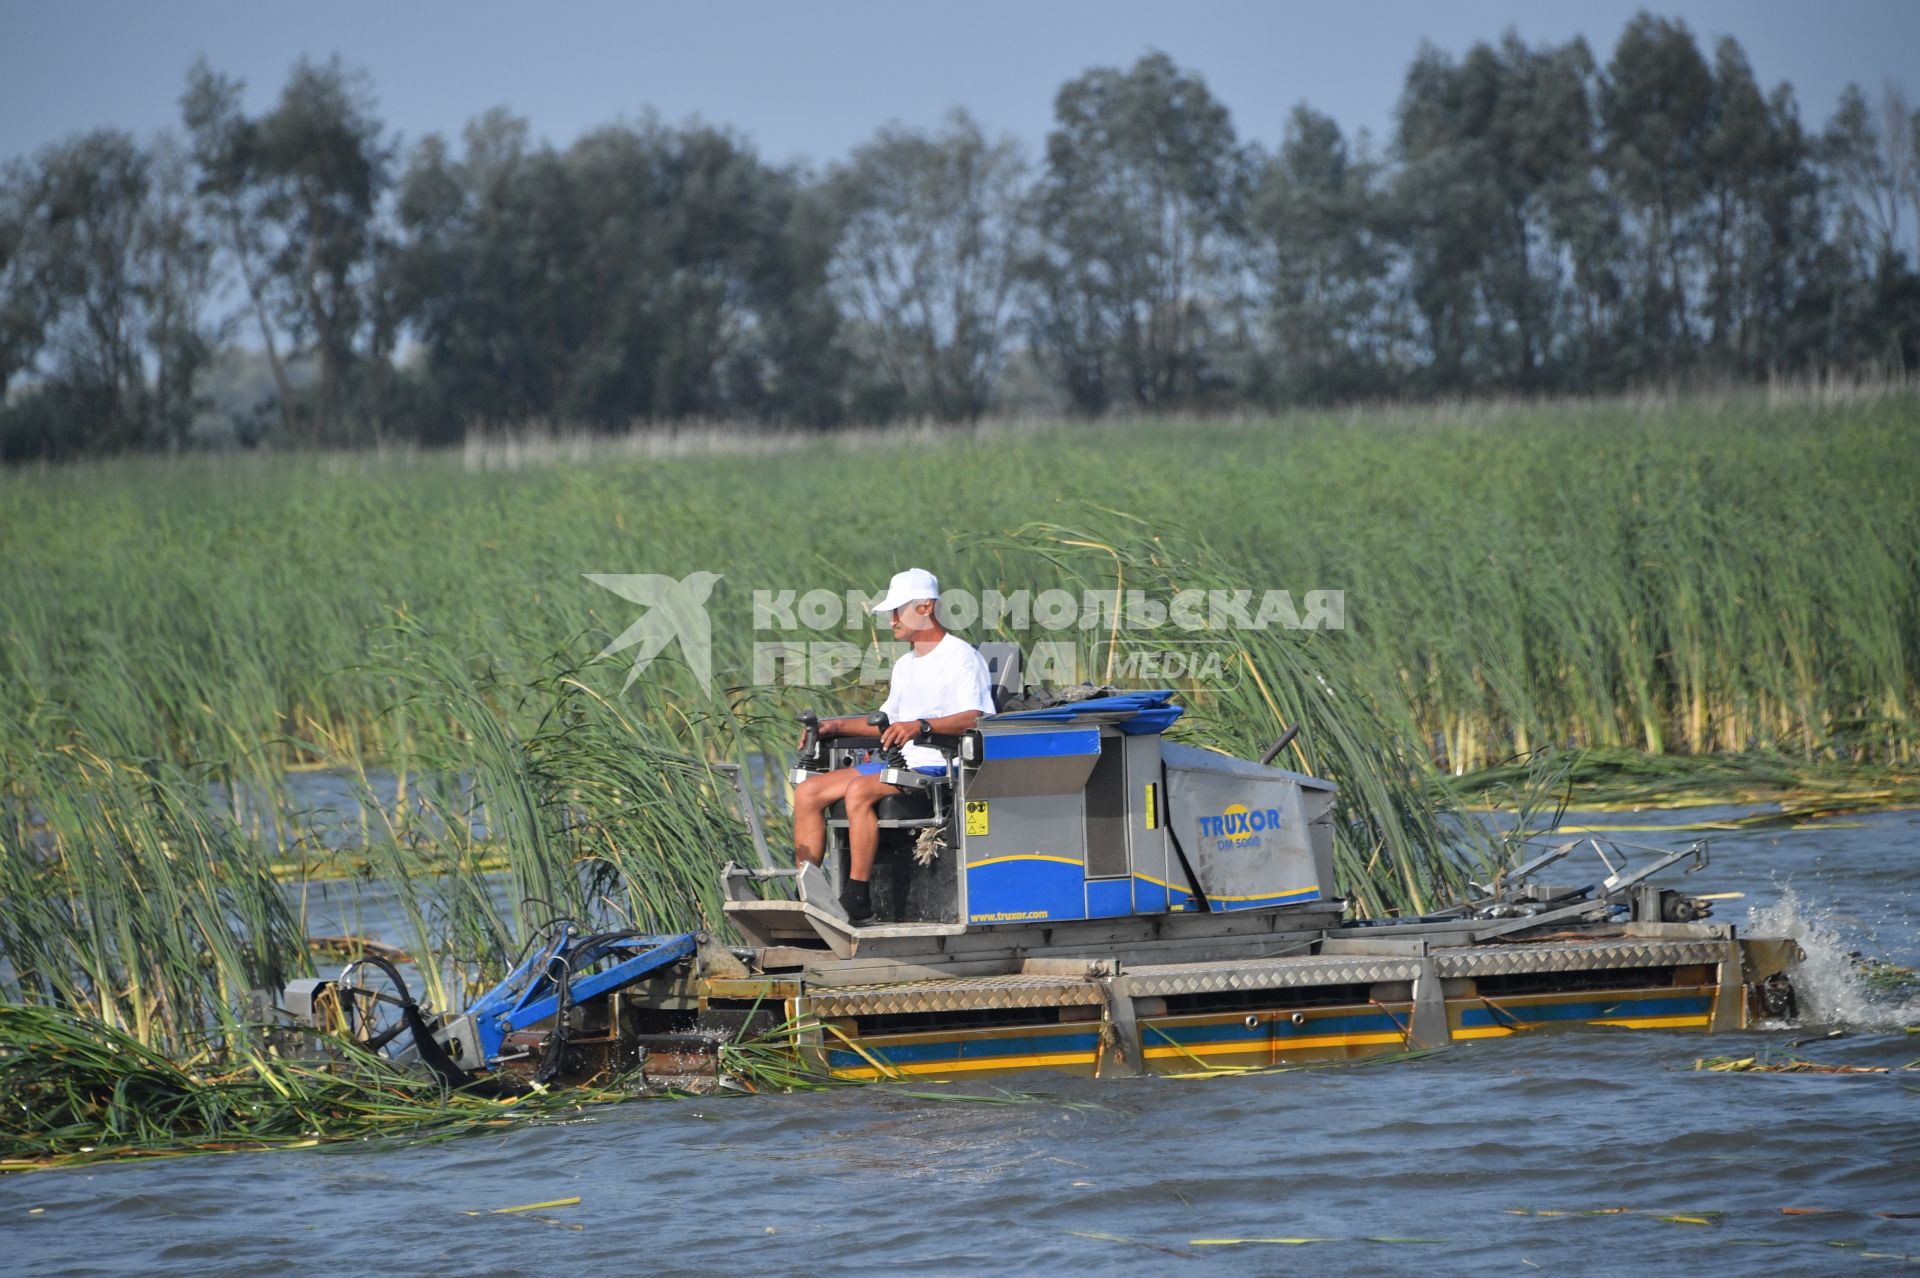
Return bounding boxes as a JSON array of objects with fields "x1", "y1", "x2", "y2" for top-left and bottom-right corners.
[
  {"x1": 1144, "y1": 783, "x2": 1158, "y2": 829},
  {"x1": 964, "y1": 800, "x2": 990, "y2": 836}
]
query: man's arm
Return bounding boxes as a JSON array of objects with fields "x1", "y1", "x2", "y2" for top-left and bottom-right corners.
[
  {"x1": 878, "y1": 709, "x2": 981, "y2": 750},
  {"x1": 818, "y1": 715, "x2": 881, "y2": 739}
]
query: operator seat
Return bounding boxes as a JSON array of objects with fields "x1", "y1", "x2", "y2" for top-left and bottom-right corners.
[{"x1": 977, "y1": 641, "x2": 1023, "y2": 711}]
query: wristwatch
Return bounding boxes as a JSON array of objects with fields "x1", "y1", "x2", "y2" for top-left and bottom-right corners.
[{"x1": 917, "y1": 718, "x2": 931, "y2": 738}]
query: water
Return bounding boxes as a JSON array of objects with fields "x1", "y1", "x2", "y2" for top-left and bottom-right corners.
[{"x1": 6, "y1": 806, "x2": 1919, "y2": 1275}]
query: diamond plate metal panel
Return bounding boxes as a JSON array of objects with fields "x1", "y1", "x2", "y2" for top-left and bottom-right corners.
[
  {"x1": 807, "y1": 974, "x2": 1103, "y2": 1018},
  {"x1": 802, "y1": 938, "x2": 1730, "y2": 1018},
  {"x1": 1434, "y1": 939, "x2": 1727, "y2": 978},
  {"x1": 1125, "y1": 954, "x2": 1423, "y2": 997}
]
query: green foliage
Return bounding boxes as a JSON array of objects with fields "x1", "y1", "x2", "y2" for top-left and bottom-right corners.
[
  {"x1": 1396, "y1": 34, "x2": 1604, "y2": 391},
  {"x1": 1250, "y1": 105, "x2": 1398, "y2": 401},
  {"x1": 180, "y1": 55, "x2": 391, "y2": 445},
  {"x1": 396, "y1": 111, "x2": 841, "y2": 434},
  {"x1": 0, "y1": 131, "x2": 221, "y2": 459},
  {"x1": 2, "y1": 397, "x2": 1913, "y2": 1007},
  {"x1": 8, "y1": 26, "x2": 1920, "y2": 454}
]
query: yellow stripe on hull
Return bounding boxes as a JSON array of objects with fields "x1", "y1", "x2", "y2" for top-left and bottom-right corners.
[
  {"x1": 1599, "y1": 1014, "x2": 1712, "y2": 1030},
  {"x1": 823, "y1": 987, "x2": 1721, "y2": 1080},
  {"x1": 831, "y1": 1050, "x2": 1098, "y2": 1081},
  {"x1": 1141, "y1": 1030, "x2": 1408, "y2": 1061},
  {"x1": 1454, "y1": 1012, "x2": 1711, "y2": 1040}
]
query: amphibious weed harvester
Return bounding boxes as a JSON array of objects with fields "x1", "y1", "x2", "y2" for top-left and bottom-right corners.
[{"x1": 284, "y1": 661, "x2": 1804, "y2": 1088}]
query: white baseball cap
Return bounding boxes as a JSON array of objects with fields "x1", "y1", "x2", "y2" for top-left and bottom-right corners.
[{"x1": 871, "y1": 567, "x2": 940, "y2": 614}]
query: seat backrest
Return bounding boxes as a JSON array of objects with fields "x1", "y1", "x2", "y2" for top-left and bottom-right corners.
[{"x1": 976, "y1": 641, "x2": 1024, "y2": 713}]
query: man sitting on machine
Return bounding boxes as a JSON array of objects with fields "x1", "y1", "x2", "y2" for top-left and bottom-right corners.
[{"x1": 792, "y1": 567, "x2": 996, "y2": 924}]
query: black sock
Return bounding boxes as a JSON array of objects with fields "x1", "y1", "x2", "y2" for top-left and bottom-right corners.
[{"x1": 841, "y1": 878, "x2": 872, "y2": 915}]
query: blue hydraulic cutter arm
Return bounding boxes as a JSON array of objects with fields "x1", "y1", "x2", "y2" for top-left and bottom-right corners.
[{"x1": 462, "y1": 930, "x2": 698, "y2": 1067}]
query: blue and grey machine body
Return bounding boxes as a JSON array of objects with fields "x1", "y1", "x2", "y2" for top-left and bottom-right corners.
[{"x1": 951, "y1": 692, "x2": 1338, "y2": 927}]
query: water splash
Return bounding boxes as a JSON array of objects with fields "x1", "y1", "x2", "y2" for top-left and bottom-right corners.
[{"x1": 1745, "y1": 886, "x2": 1920, "y2": 1030}]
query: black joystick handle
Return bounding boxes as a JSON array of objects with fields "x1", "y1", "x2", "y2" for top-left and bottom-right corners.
[
  {"x1": 797, "y1": 709, "x2": 820, "y2": 764},
  {"x1": 866, "y1": 712, "x2": 908, "y2": 770}
]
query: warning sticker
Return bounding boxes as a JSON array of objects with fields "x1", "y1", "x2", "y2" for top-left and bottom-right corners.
[{"x1": 964, "y1": 800, "x2": 990, "y2": 836}]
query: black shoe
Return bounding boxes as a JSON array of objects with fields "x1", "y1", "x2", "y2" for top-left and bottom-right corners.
[{"x1": 840, "y1": 879, "x2": 874, "y2": 926}]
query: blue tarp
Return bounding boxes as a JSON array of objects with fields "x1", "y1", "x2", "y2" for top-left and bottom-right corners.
[{"x1": 993, "y1": 689, "x2": 1184, "y2": 735}]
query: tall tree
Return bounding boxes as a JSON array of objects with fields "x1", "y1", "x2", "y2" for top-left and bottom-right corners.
[
  {"x1": 1394, "y1": 33, "x2": 1602, "y2": 392},
  {"x1": 1824, "y1": 82, "x2": 1912, "y2": 273},
  {"x1": 180, "y1": 60, "x2": 297, "y2": 439},
  {"x1": 1699, "y1": 38, "x2": 1770, "y2": 363},
  {"x1": 29, "y1": 131, "x2": 153, "y2": 451},
  {"x1": 1600, "y1": 13, "x2": 1716, "y2": 375},
  {"x1": 1696, "y1": 41, "x2": 1827, "y2": 376},
  {"x1": 252, "y1": 56, "x2": 391, "y2": 443},
  {"x1": 396, "y1": 111, "x2": 572, "y2": 431},
  {"x1": 138, "y1": 136, "x2": 224, "y2": 447},
  {"x1": 1251, "y1": 106, "x2": 1400, "y2": 399},
  {"x1": 828, "y1": 109, "x2": 1028, "y2": 421},
  {"x1": 1822, "y1": 83, "x2": 1920, "y2": 370},
  {"x1": 558, "y1": 119, "x2": 814, "y2": 423},
  {"x1": 0, "y1": 158, "x2": 54, "y2": 404},
  {"x1": 1025, "y1": 52, "x2": 1252, "y2": 413},
  {"x1": 182, "y1": 57, "x2": 392, "y2": 444},
  {"x1": 0, "y1": 130, "x2": 219, "y2": 456}
]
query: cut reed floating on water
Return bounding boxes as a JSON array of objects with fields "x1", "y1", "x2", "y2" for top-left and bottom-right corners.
[
  {"x1": 1693, "y1": 1055, "x2": 1898, "y2": 1074},
  {"x1": 0, "y1": 1004, "x2": 648, "y2": 1171}
]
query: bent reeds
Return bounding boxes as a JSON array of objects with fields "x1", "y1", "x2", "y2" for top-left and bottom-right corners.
[
  {"x1": 0, "y1": 1004, "x2": 641, "y2": 1171},
  {"x1": 0, "y1": 717, "x2": 305, "y2": 1056}
]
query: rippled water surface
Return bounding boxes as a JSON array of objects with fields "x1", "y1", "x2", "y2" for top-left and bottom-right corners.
[{"x1": 7, "y1": 807, "x2": 1919, "y2": 1276}]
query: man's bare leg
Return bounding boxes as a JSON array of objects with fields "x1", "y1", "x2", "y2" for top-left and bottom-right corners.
[
  {"x1": 842, "y1": 773, "x2": 901, "y2": 884},
  {"x1": 792, "y1": 769, "x2": 858, "y2": 868}
]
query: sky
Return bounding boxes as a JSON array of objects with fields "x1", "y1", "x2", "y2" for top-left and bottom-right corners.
[{"x1": 3, "y1": 1, "x2": 1916, "y2": 170}]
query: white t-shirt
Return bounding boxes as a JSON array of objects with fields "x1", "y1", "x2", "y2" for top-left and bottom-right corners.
[{"x1": 879, "y1": 632, "x2": 997, "y2": 769}]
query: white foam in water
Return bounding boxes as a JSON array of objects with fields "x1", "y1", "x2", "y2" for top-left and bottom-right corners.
[{"x1": 1745, "y1": 885, "x2": 1920, "y2": 1030}]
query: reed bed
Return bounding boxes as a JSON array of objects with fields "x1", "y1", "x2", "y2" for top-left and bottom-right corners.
[
  {"x1": 322, "y1": 619, "x2": 764, "y2": 1009},
  {"x1": 1, "y1": 392, "x2": 1915, "y2": 1165},
  {"x1": 2, "y1": 395, "x2": 1912, "y2": 779},
  {"x1": 1451, "y1": 746, "x2": 1920, "y2": 819},
  {"x1": 0, "y1": 719, "x2": 304, "y2": 1056}
]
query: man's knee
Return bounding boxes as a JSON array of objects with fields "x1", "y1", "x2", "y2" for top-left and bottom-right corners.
[
  {"x1": 845, "y1": 776, "x2": 894, "y2": 810},
  {"x1": 794, "y1": 776, "x2": 834, "y2": 811}
]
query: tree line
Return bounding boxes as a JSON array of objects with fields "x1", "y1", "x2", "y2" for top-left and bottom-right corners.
[{"x1": 3, "y1": 12, "x2": 1919, "y2": 460}]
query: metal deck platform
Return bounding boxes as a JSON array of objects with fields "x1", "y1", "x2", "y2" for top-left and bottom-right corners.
[{"x1": 797, "y1": 932, "x2": 1736, "y2": 1013}]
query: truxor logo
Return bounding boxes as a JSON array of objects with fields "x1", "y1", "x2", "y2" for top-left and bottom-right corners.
[{"x1": 1198, "y1": 802, "x2": 1283, "y2": 846}]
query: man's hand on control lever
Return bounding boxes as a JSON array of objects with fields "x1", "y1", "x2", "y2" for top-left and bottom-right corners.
[{"x1": 880, "y1": 718, "x2": 923, "y2": 751}]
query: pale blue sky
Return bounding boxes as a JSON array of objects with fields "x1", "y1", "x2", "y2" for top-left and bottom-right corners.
[{"x1": 3, "y1": 1, "x2": 1915, "y2": 167}]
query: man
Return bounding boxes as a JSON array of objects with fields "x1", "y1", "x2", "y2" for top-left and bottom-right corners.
[{"x1": 792, "y1": 567, "x2": 995, "y2": 924}]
